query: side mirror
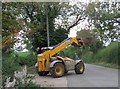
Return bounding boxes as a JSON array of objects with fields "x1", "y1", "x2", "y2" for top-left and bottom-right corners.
[
  {"x1": 36, "y1": 47, "x2": 40, "y2": 52},
  {"x1": 36, "y1": 47, "x2": 42, "y2": 54},
  {"x1": 75, "y1": 53, "x2": 80, "y2": 60}
]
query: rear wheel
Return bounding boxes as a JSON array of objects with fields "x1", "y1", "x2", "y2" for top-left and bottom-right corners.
[
  {"x1": 50, "y1": 63, "x2": 65, "y2": 78},
  {"x1": 65, "y1": 70, "x2": 68, "y2": 74},
  {"x1": 35, "y1": 66, "x2": 49, "y2": 76},
  {"x1": 38, "y1": 71, "x2": 49, "y2": 76},
  {"x1": 75, "y1": 61, "x2": 85, "y2": 74}
]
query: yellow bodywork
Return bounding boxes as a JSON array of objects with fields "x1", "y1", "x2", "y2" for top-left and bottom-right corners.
[{"x1": 37, "y1": 37, "x2": 83, "y2": 72}]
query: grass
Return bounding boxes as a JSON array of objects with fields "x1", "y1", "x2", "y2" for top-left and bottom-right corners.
[{"x1": 90, "y1": 62, "x2": 120, "y2": 69}]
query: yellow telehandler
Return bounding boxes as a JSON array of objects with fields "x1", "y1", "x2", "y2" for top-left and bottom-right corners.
[{"x1": 35, "y1": 37, "x2": 85, "y2": 78}]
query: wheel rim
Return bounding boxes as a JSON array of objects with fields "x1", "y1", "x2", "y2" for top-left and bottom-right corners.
[
  {"x1": 55, "y1": 66, "x2": 63, "y2": 75},
  {"x1": 80, "y1": 63, "x2": 84, "y2": 72}
]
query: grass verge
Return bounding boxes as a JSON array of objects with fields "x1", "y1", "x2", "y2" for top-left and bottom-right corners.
[{"x1": 90, "y1": 62, "x2": 120, "y2": 69}]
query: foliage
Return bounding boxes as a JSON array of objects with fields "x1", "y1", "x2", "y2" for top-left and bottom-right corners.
[
  {"x1": 2, "y1": 2, "x2": 119, "y2": 52},
  {"x1": 77, "y1": 30, "x2": 94, "y2": 45},
  {"x1": 57, "y1": 2, "x2": 87, "y2": 31},
  {"x1": 63, "y1": 41, "x2": 120, "y2": 67},
  {"x1": 2, "y1": 3, "x2": 21, "y2": 53},
  {"x1": 81, "y1": 51, "x2": 94, "y2": 63},
  {"x1": 2, "y1": 52, "x2": 37, "y2": 88},
  {"x1": 14, "y1": 52, "x2": 37, "y2": 66},
  {"x1": 2, "y1": 2, "x2": 88, "y2": 53},
  {"x1": 21, "y1": 2, "x2": 67, "y2": 50},
  {"x1": 85, "y1": 2, "x2": 120, "y2": 42},
  {"x1": 2, "y1": 54, "x2": 20, "y2": 77},
  {"x1": 2, "y1": 52, "x2": 37, "y2": 77},
  {"x1": 2, "y1": 2, "x2": 73, "y2": 52},
  {"x1": 63, "y1": 46, "x2": 82, "y2": 59},
  {"x1": 95, "y1": 42, "x2": 119, "y2": 65},
  {"x1": 77, "y1": 30, "x2": 103, "y2": 53}
]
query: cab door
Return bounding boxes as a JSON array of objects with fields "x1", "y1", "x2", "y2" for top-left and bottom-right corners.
[{"x1": 64, "y1": 57, "x2": 75, "y2": 70}]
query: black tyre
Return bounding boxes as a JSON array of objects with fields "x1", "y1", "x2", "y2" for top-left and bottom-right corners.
[
  {"x1": 50, "y1": 63, "x2": 65, "y2": 78},
  {"x1": 38, "y1": 71, "x2": 49, "y2": 76},
  {"x1": 75, "y1": 61, "x2": 85, "y2": 74},
  {"x1": 65, "y1": 70, "x2": 68, "y2": 74},
  {"x1": 35, "y1": 66, "x2": 49, "y2": 76}
]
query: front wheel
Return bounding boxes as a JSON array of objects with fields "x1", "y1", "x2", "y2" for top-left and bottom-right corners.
[
  {"x1": 75, "y1": 61, "x2": 85, "y2": 74},
  {"x1": 50, "y1": 63, "x2": 65, "y2": 78}
]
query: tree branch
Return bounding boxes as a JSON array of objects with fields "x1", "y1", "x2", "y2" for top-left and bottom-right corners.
[
  {"x1": 67, "y1": 16, "x2": 85, "y2": 31},
  {"x1": 114, "y1": 19, "x2": 120, "y2": 24}
]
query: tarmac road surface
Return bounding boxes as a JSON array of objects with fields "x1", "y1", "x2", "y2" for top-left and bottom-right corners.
[
  {"x1": 33, "y1": 64, "x2": 118, "y2": 87},
  {"x1": 67, "y1": 64, "x2": 118, "y2": 87}
]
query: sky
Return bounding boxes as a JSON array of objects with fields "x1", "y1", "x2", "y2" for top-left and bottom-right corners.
[{"x1": 68, "y1": 18, "x2": 90, "y2": 37}]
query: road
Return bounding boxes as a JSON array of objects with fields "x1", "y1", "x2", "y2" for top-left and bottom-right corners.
[
  {"x1": 32, "y1": 64, "x2": 118, "y2": 87},
  {"x1": 67, "y1": 64, "x2": 118, "y2": 87}
]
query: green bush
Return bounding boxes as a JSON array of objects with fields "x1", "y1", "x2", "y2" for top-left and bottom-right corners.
[
  {"x1": 2, "y1": 52, "x2": 37, "y2": 77},
  {"x1": 63, "y1": 46, "x2": 82, "y2": 59},
  {"x1": 2, "y1": 54, "x2": 20, "y2": 77},
  {"x1": 63, "y1": 42, "x2": 120, "y2": 67},
  {"x1": 14, "y1": 52, "x2": 37, "y2": 66},
  {"x1": 95, "y1": 42, "x2": 119, "y2": 65},
  {"x1": 2, "y1": 52, "x2": 37, "y2": 86},
  {"x1": 81, "y1": 51, "x2": 94, "y2": 63}
]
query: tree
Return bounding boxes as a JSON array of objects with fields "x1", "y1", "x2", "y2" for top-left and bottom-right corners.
[
  {"x1": 16, "y1": 2, "x2": 87, "y2": 51},
  {"x1": 2, "y1": 2, "x2": 68, "y2": 52},
  {"x1": 18, "y1": 2, "x2": 68, "y2": 51},
  {"x1": 77, "y1": 30, "x2": 103, "y2": 53},
  {"x1": 2, "y1": 3, "x2": 21, "y2": 53},
  {"x1": 2, "y1": 2, "x2": 89, "y2": 53},
  {"x1": 55, "y1": 2, "x2": 87, "y2": 32},
  {"x1": 85, "y1": 2, "x2": 120, "y2": 44}
]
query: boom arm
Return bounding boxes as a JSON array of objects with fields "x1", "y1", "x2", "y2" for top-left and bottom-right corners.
[{"x1": 38, "y1": 37, "x2": 83, "y2": 59}]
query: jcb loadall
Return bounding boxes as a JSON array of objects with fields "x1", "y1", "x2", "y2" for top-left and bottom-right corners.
[{"x1": 35, "y1": 37, "x2": 85, "y2": 78}]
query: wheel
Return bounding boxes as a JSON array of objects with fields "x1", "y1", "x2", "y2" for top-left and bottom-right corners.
[
  {"x1": 38, "y1": 71, "x2": 49, "y2": 76},
  {"x1": 75, "y1": 61, "x2": 85, "y2": 74},
  {"x1": 50, "y1": 63, "x2": 65, "y2": 78},
  {"x1": 35, "y1": 66, "x2": 49, "y2": 76},
  {"x1": 65, "y1": 70, "x2": 68, "y2": 74}
]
